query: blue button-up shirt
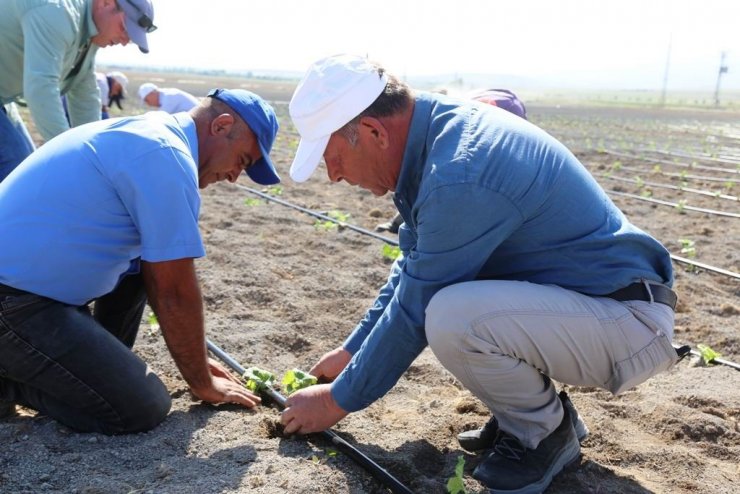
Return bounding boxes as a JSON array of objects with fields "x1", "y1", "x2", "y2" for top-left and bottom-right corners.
[{"x1": 331, "y1": 92, "x2": 673, "y2": 412}]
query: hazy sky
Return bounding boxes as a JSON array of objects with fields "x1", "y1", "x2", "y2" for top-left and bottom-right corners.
[{"x1": 97, "y1": 0, "x2": 739, "y2": 91}]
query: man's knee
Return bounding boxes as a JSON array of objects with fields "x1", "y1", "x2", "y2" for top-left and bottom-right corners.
[
  {"x1": 425, "y1": 284, "x2": 471, "y2": 353},
  {"x1": 112, "y1": 375, "x2": 172, "y2": 434}
]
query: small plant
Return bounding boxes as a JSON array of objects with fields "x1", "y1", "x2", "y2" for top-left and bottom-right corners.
[
  {"x1": 147, "y1": 312, "x2": 159, "y2": 336},
  {"x1": 244, "y1": 198, "x2": 263, "y2": 207},
  {"x1": 314, "y1": 210, "x2": 350, "y2": 231},
  {"x1": 675, "y1": 199, "x2": 687, "y2": 214},
  {"x1": 634, "y1": 176, "x2": 645, "y2": 189},
  {"x1": 611, "y1": 160, "x2": 622, "y2": 171},
  {"x1": 652, "y1": 165, "x2": 662, "y2": 174},
  {"x1": 446, "y1": 456, "x2": 467, "y2": 494},
  {"x1": 242, "y1": 367, "x2": 275, "y2": 393},
  {"x1": 697, "y1": 344, "x2": 721, "y2": 366},
  {"x1": 678, "y1": 239, "x2": 696, "y2": 258},
  {"x1": 265, "y1": 185, "x2": 283, "y2": 196},
  {"x1": 382, "y1": 244, "x2": 401, "y2": 261},
  {"x1": 282, "y1": 369, "x2": 318, "y2": 395}
]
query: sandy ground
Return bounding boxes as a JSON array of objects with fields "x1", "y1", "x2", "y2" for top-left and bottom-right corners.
[{"x1": 1, "y1": 88, "x2": 739, "y2": 494}]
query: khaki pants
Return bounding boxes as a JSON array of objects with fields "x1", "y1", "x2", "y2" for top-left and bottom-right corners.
[{"x1": 425, "y1": 280, "x2": 677, "y2": 449}]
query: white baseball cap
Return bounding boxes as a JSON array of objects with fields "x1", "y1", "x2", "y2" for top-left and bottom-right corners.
[
  {"x1": 138, "y1": 82, "x2": 157, "y2": 101},
  {"x1": 288, "y1": 54, "x2": 388, "y2": 182}
]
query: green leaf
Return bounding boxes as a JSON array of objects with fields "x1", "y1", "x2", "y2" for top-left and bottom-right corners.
[
  {"x1": 244, "y1": 198, "x2": 263, "y2": 207},
  {"x1": 697, "y1": 344, "x2": 721, "y2": 365},
  {"x1": 381, "y1": 244, "x2": 401, "y2": 261},
  {"x1": 446, "y1": 456, "x2": 467, "y2": 494},
  {"x1": 147, "y1": 312, "x2": 160, "y2": 331},
  {"x1": 242, "y1": 367, "x2": 275, "y2": 392},
  {"x1": 282, "y1": 369, "x2": 318, "y2": 395}
]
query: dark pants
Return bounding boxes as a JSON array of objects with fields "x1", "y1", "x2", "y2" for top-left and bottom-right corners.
[{"x1": 0, "y1": 275, "x2": 171, "y2": 434}]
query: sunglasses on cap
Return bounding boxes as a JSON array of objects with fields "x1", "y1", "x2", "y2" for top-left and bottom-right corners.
[{"x1": 121, "y1": 0, "x2": 157, "y2": 33}]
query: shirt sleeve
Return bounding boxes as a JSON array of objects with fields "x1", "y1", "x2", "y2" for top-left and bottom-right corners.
[
  {"x1": 21, "y1": 6, "x2": 75, "y2": 140},
  {"x1": 331, "y1": 182, "x2": 525, "y2": 412},
  {"x1": 66, "y1": 60, "x2": 102, "y2": 128},
  {"x1": 112, "y1": 146, "x2": 205, "y2": 262}
]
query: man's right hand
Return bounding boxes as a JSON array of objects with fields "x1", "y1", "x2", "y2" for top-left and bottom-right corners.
[
  {"x1": 190, "y1": 375, "x2": 261, "y2": 408},
  {"x1": 309, "y1": 347, "x2": 352, "y2": 382}
]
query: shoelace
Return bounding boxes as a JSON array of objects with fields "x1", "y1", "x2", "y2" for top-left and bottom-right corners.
[{"x1": 493, "y1": 432, "x2": 527, "y2": 461}]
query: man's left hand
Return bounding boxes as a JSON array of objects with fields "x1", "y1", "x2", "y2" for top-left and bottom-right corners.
[{"x1": 281, "y1": 384, "x2": 348, "y2": 434}]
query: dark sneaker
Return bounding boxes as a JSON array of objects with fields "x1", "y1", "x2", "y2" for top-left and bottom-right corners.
[
  {"x1": 472, "y1": 403, "x2": 581, "y2": 494},
  {"x1": 458, "y1": 391, "x2": 588, "y2": 452}
]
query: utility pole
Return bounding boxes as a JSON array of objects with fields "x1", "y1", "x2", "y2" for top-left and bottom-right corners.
[
  {"x1": 714, "y1": 51, "x2": 728, "y2": 107},
  {"x1": 660, "y1": 33, "x2": 672, "y2": 108}
]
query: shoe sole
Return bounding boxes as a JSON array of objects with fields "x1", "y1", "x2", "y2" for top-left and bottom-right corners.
[{"x1": 487, "y1": 436, "x2": 581, "y2": 494}]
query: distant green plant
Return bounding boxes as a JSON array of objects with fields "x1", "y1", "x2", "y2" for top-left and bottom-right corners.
[
  {"x1": 244, "y1": 198, "x2": 263, "y2": 207},
  {"x1": 314, "y1": 210, "x2": 350, "y2": 231},
  {"x1": 652, "y1": 165, "x2": 662, "y2": 174},
  {"x1": 265, "y1": 185, "x2": 283, "y2": 196},
  {"x1": 382, "y1": 244, "x2": 401, "y2": 261},
  {"x1": 611, "y1": 160, "x2": 622, "y2": 171},
  {"x1": 640, "y1": 189, "x2": 653, "y2": 198},
  {"x1": 446, "y1": 456, "x2": 467, "y2": 494},
  {"x1": 697, "y1": 344, "x2": 721, "y2": 366},
  {"x1": 678, "y1": 238, "x2": 696, "y2": 258},
  {"x1": 724, "y1": 181, "x2": 735, "y2": 191},
  {"x1": 634, "y1": 176, "x2": 645, "y2": 189},
  {"x1": 675, "y1": 199, "x2": 688, "y2": 214}
]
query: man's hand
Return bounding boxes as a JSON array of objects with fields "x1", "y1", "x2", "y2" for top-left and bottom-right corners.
[
  {"x1": 281, "y1": 384, "x2": 348, "y2": 434},
  {"x1": 309, "y1": 347, "x2": 352, "y2": 382},
  {"x1": 189, "y1": 372, "x2": 261, "y2": 408}
]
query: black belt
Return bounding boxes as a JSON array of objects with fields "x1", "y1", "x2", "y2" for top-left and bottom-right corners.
[{"x1": 604, "y1": 282, "x2": 677, "y2": 310}]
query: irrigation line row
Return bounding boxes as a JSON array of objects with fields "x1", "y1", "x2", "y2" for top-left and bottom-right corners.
[
  {"x1": 607, "y1": 190, "x2": 740, "y2": 219},
  {"x1": 600, "y1": 163, "x2": 739, "y2": 185},
  {"x1": 635, "y1": 148, "x2": 740, "y2": 168},
  {"x1": 601, "y1": 149, "x2": 740, "y2": 175},
  {"x1": 233, "y1": 185, "x2": 740, "y2": 282},
  {"x1": 595, "y1": 173, "x2": 739, "y2": 202}
]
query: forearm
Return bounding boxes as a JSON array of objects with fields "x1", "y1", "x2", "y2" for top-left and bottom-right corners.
[{"x1": 142, "y1": 260, "x2": 211, "y2": 392}]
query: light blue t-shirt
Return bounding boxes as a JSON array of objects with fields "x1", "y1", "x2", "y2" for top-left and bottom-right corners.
[
  {"x1": 331, "y1": 92, "x2": 674, "y2": 412},
  {"x1": 0, "y1": 112, "x2": 205, "y2": 305}
]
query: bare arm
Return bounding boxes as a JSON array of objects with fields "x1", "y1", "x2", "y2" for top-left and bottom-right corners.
[{"x1": 142, "y1": 258, "x2": 260, "y2": 407}]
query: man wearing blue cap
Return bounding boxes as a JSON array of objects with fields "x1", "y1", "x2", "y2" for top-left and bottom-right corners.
[
  {"x1": 0, "y1": 0, "x2": 158, "y2": 182},
  {"x1": 0, "y1": 89, "x2": 280, "y2": 434}
]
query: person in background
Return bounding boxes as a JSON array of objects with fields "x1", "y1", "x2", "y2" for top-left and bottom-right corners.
[
  {"x1": 96, "y1": 70, "x2": 129, "y2": 119},
  {"x1": 280, "y1": 54, "x2": 680, "y2": 494},
  {"x1": 0, "y1": 89, "x2": 280, "y2": 434},
  {"x1": 138, "y1": 83, "x2": 200, "y2": 114},
  {"x1": 376, "y1": 87, "x2": 528, "y2": 233},
  {"x1": 0, "y1": 0, "x2": 157, "y2": 182}
]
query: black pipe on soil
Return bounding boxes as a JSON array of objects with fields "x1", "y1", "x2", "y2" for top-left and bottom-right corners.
[{"x1": 206, "y1": 339, "x2": 414, "y2": 494}]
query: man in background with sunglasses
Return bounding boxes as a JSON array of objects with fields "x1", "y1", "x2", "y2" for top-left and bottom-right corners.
[{"x1": 0, "y1": 0, "x2": 157, "y2": 183}]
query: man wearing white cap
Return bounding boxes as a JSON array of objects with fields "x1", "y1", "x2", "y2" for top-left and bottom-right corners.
[
  {"x1": 281, "y1": 54, "x2": 679, "y2": 493},
  {"x1": 0, "y1": 0, "x2": 157, "y2": 182},
  {"x1": 0, "y1": 89, "x2": 280, "y2": 434},
  {"x1": 138, "y1": 83, "x2": 200, "y2": 114},
  {"x1": 96, "y1": 70, "x2": 129, "y2": 118}
]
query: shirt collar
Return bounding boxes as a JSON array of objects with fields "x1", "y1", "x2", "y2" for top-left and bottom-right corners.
[{"x1": 395, "y1": 92, "x2": 435, "y2": 206}]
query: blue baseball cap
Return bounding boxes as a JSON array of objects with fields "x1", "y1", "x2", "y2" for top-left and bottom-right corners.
[{"x1": 207, "y1": 88, "x2": 280, "y2": 185}]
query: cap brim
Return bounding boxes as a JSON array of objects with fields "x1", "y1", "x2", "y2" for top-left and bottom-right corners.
[
  {"x1": 289, "y1": 135, "x2": 330, "y2": 182},
  {"x1": 124, "y1": 18, "x2": 149, "y2": 53},
  {"x1": 245, "y1": 145, "x2": 281, "y2": 185}
]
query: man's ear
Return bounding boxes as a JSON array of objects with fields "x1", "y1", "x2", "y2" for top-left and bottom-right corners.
[
  {"x1": 210, "y1": 113, "x2": 235, "y2": 136},
  {"x1": 359, "y1": 116, "x2": 389, "y2": 150}
]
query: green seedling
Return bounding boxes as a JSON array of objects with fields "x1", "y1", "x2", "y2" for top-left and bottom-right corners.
[
  {"x1": 611, "y1": 160, "x2": 622, "y2": 171},
  {"x1": 265, "y1": 185, "x2": 283, "y2": 196},
  {"x1": 242, "y1": 367, "x2": 275, "y2": 393},
  {"x1": 697, "y1": 344, "x2": 721, "y2": 366},
  {"x1": 314, "y1": 210, "x2": 350, "y2": 231},
  {"x1": 446, "y1": 456, "x2": 467, "y2": 494},
  {"x1": 382, "y1": 244, "x2": 401, "y2": 261},
  {"x1": 634, "y1": 176, "x2": 645, "y2": 189},
  {"x1": 678, "y1": 239, "x2": 696, "y2": 258},
  {"x1": 244, "y1": 198, "x2": 263, "y2": 207},
  {"x1": 652, "y1": 165, "x2": 662, "y2": 174},
  {"x1": 147, "y1": 312, "x2": 160, "y2": 336},
  {"x1": 282, "y1": 369, "x2": 318, "y2": 395},
  {"x1": 675, "y1": 199, "x2": 687, "y2": 214}
]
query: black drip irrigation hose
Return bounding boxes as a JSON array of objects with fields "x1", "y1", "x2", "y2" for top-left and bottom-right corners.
[
  {"x1": 206, "y1": 340, "x2": 414, "y2": 494},
  {"x1": 231, "y1": 185, "x2": 740, "y2": 370}
]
